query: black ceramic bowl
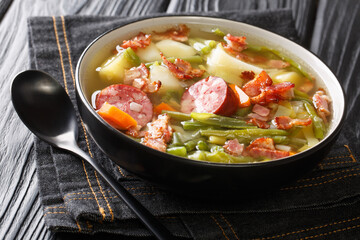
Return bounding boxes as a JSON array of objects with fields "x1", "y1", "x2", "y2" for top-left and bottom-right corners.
[{"x1": 75, "y1": 16, "x2": 346, "y2": 197}]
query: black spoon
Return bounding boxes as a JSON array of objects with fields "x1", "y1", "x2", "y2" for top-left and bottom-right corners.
[{"x1": 11, "y1": 70, "x2": 173, "y2": 240}]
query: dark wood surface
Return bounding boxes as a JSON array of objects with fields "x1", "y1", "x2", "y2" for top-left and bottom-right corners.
[{"x1": 0, "y1": 0, "x2": 358, "y2": 239}]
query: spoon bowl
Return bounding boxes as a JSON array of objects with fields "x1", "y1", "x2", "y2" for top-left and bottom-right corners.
[
  {"x1": 11, "y1": 70, "x2": 173, "y2": 240},
  {"x1": 11, "y1": 70, "x2": 78, "y2": 148}
]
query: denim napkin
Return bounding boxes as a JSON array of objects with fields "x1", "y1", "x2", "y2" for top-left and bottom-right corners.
[{"x1": 28, "y1": 10, "x2": 360, "y2": 240}]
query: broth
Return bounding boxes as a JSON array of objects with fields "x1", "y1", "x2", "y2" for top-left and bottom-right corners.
[{"x1": 84, "y1": 24, "x2": 331, "y2": 163}]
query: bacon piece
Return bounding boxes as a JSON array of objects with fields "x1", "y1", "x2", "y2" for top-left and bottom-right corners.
[
  {"x1": 152, "y1": 24, "x2": 190, "y2": 42},
  {"x1": 240, "y1": 71, "x2": 255, "y2": 81},
  {"x1": 267, "y1": 59, "x2": 290, "y2": 69},
  {"x1": 242, "y1": 71, "x2": 273, "y2": 97},
  {"x1": 236, "y1": 53, "x2": 268, "y2": 64},
  {"x1": 124, "y1": 63, "x2": 161, "y2": 93},
  {"x1": 247, "y1": 113, "x2": 269, "y2": 122},
  {"x1": 273, "y1": 116, "x2": 312, "y2": 130},
  {"x1": 245, "y1": 137, "x2": 290, "y2": 160},
  {"x1": 250, "y1": 82, "x2": 295, "y2": 105},
  {"x1": 312, "y1": 89, "x2": 331, "y2": 123},
  {"x1": 223, "y1": 34, "x2": 247, "y2": 55},
  {"x1": 298, "y1": 79, "x2": 314, "y2": 93},
  {"x1": 121, "y1": 32, "x2": 151, "y2": 50},
  {"x1": 141, "y1": 114, "x2": 173, "y2": 152},
  {"x1": 223, "y1": 139, "x2": 244, "y2": 157},
  {"x1": 247, "y1": 118, "x2": 270, "y2": 129},
  {"x1": 160, "y1": 53, "x2": 205, "y2": 80},
  {"x1": 247, "y1": 137, "x2": 275, "y2": 150},
  {"x1": 252, "y1": 104, "x2": 270, "y2": 117}
]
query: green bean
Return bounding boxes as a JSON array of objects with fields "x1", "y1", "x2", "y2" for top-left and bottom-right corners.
[
  {"x1": 188, "y1": 151, "x2": 207, "y2": 161},
  {"x1": 181, "y1": 120, "x2": 214, "y2": 130},
  {"x1": 272, "y1": 136, "x2": 290, "y2": 144},
  {"x1": 234, "y1": 106, "x2": 252, "y2": 117},
  {"x1": 210, "y1": 145, "x2": 225, "y2": 153},
  {"x1": 145, "y1": 55, "x2": 203, "y2": 67},
  {"x1": 166, "y1": 146, "x2": 187, "y2": 157},
  {"x1": 303, "y1": 101, "x2": 325, "y2": 139},
  {"x1": 170, "y1": 132, "x2": 184, "y2": 147},
  {"x1": 200, "y1": 40, "x2": 217, "y2": 55},
  {"x1": 123, "y1": 47, "x2": 141, "y2": 66},
  {"x1": 293, "y1": 97, "x2": 312, "y2": 105},
  {"x1": 184, "y1": 138, "x2": 205, "y2": 152},
  {"x1": 163, "y1": 111, "x2": 191, "y2": 121},
  {"x1": 212, "y1": 28, "x2": 225, "y2": 38},
  {"x1": 289, "y1": 137, "x2": 307, "y2": 147},
  {"x1": 205, "y1": 151, "x2": 254, "y2": 163},
  {"x1": 208, "y1": 136, "x2": 227, "y2": 145},
  {"x1": 294, "y1": 89, "x2": 311, "y2": 99},
  {"x1": 200, "y1": 129, "x2": 289, "y2": 138},
  {"x1": 190, "y1": 112, "x2": 256, "y2": 129},
  {"x1": 196, "y1": 140, "x2": 209, "y2": 151}
]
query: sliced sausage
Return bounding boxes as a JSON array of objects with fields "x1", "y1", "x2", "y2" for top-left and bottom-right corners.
[
  {"x1": 180, "y1": 76, "x2": 238, "y2": 116},
  {"x1": 95, "y1": 84, "x2": 153, "y2": 127}
]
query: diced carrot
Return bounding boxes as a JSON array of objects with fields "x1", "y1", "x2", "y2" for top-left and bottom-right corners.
[
  {"x1": 153, "y1": 102, "x2": 177, "y2": 115},
  {"x1": 289, "y1": 151, "x2": 297, "y2": 156},
  {"x1": 229, "y1": 84, "x2": 251, "y2": 107},
  {"x1": 98, "y1": 102, "x2": 137, "y2": 130}
]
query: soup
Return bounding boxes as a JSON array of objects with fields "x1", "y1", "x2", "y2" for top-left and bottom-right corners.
[{"x1": 87, "y1": 24, "x2": 331, "y2": 163}]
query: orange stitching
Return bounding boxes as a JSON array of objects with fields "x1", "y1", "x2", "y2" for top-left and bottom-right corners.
[
  {"x1": 65, "y1": 192, "x2": 158, "y2": 203},
  {"x1": 94, "y1": 171, "x2": 114, "y2": 222},
  {"x1": 323, "y1": 155, "x2": 351, "y2": 161},
  {"x1": 51, "y1": 16, "x2": 68, "y2": 94},
  {"x1": 256, "y1": 216, "x2": 360, "y2": 240},
  {"x1": 300, "y1": 224, "x2": 360, "y2": 240},
  {"x1": 344, "y1": 145, "x2": 357, "y2": 163},
  {"x1": 75, "y1": 220, "x2": 82, "y2": 232},
  {"x1": 44, "y1": 206, "x2": 65, "y2": 210},
  {"x1": 220, "y1": 214, "x2": 239, "y2": 240},
  {"x1": 117, "y1": 166, "x2": 125, "y2": 177},
  {"x1": 43, "y1": 211, "x2": 67, "y2": 217},
  {"x1": 281, "y1": 173, "x2": 360, "y2": 190},
  {"x1": 86, "y1": 221, "x2": 93, "y2": 229},
  {"x1": 60, "y1": 16, "x2": 75, "y2": 88},
  {"x1": 297, "y1": 168, "x2": 360, "y2": 182},
  {"x1": 63, "y1": 186, "x2": 157, "y2": 200},
  {"x1": 318, "y1": 160, "x2": 355, "y2": 167},
  {"x1": 210, "y1": 215, "x2": 230, "y2": 240},
  {"x1": 81, "y1": 160, "x2": 105, "y2": 219},
  {"x1": 53, "y1": 16, "x2": 105, "y2": 220}
]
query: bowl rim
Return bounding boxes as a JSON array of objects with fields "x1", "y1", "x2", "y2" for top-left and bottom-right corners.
[{"x1": 75, "y1": 15, "x2": 347, "y2": 168}]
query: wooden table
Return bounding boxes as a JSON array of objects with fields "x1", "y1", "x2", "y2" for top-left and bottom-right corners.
[{"x1": 0, "y1": 0, "x2": 358, "y2": 239}]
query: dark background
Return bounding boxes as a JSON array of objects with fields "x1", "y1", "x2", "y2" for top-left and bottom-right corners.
[{"x1": 0, "y1": 0, "x2": 359, "y2": 239}]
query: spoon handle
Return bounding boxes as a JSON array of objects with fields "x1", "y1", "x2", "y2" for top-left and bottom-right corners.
[{"x1": 69, "y1": 146, "x2": 174, "y2": 240}]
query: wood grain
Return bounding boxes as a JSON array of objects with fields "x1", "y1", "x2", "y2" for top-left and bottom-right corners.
[{"x1": 0, "y1": 0, "x2": 358, "y2": 239}]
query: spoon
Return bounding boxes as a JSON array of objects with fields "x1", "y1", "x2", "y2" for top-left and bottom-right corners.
[{"x1": 11, "y1": 70, "x2": 173, "y2": 240}]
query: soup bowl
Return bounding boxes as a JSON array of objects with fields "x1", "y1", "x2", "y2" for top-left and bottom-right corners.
[{"x1": 75, "y1": 16, "x2": 346, "y2": 197}]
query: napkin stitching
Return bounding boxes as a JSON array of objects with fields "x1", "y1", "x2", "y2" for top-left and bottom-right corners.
[
  {"x1": 63, "y1": 186, "x2": 158, "y2": 200},
  {"x1": 219, "y1": 214, "x2": 239, "y2": 240},
  {"x1": 60, "y1": 16, "x2": 76, "y2": 89},
  {"x1": 51, "y1": 16, "x2": 69, "y2": 95},
  {"x1": 60, "y1": 15, "x2": 123, "y2": 222},
  {"x1": 297, "y1": 167, "x2": 360, "y2": 182},
  {"x1": 51, "y1": 16, "x2": 106, "y2": 221},
  {"x1": 299, "y1": 223, "x2": 360, "y2": 240},
  {"x1": 210, "y1": 215, "x2": 230, "y2": 240},
  {"x1": 255, "y1": 216, "x2": 360, "y2": 240},
  {"x1": 280, "y1": 172, "x2": 360, "y2": 191}
]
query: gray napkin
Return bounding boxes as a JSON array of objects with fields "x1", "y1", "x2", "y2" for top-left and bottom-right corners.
[{"x1": 29, "y1": 10, "x2": 360, "y2": 240}]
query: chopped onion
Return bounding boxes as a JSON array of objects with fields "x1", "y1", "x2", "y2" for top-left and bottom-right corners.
[
  {"x1": 275, "y1": 144, "x2": 292, "y2": 152},
  {"x1": 129, "y1": 102, "x2": 143, "y2": 112}
]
